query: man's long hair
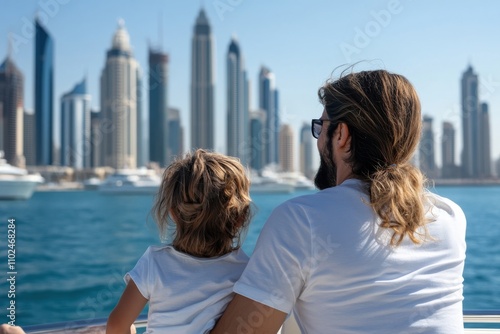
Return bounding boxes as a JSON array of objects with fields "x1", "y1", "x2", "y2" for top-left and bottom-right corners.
[{"x1": 318, "y1": 69, "x2": 429, "y2": 246}]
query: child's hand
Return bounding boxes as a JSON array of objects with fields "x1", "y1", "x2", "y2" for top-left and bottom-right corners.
[{"x1": 0, "y1": 325, "x2": 26, "y2": 334}]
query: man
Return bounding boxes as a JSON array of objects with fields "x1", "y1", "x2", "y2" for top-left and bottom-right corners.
[{"x1": 212, "y1": 70, "x2": 466, "y2": 333}]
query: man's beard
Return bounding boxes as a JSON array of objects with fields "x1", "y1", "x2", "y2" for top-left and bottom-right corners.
[{"x1": 314, "y1": 138, "x2": 337, "y2": 190}]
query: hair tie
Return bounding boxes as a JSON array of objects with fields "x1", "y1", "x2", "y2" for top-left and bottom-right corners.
[{"x1": 387, "y1": 164, "x2": 397, "y2": 169}]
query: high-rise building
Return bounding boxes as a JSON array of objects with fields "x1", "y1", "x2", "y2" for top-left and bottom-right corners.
[
  {"x1": 226, "y1": 37, "x2": 249, "y2": 165},
  {"x1": 299, "y1": 122, "x2": 314, "y2": 179},
  {"x1": 461, "y1": 65, "x2": 491, "y2": 178},
  {"x1": 419, "y1": 115, "x2": 436, "y2": 178},
  {"x1": 273, "y1": 89, "x2": 280, "y2": 164},
  {"x1": 167, "y1": 107, "x2": 183, "y2": 161},
  {"x1": 191, "y1": 9, "x2": 215, "y2": 150},
  {"x1": 148, "y1": 48, "x2": 169, "y2": 166},
  {"x1": 136, "y1": 69, "x2": 145, "y2": 167},
  {"x1": 441, "y1": 121, "x2": 457, "y2": 179},
  {"x1": 279, "y1": 124, "x2": 294, "y2": 172},
  {"x1": 259, "y1": 66, "x2": 278, "y2": 166},
  {"x1": 35, "y1": 18, "x2": 54, "y2": 166},
  {"x1": 0, "y1": 55, "x2": 24, "y2": 167},
  {"x1": 23, "y1": 110, "x2": 35, "y2": 166},
  {"x1": 461, "y1": 65, "x2": 479, "y2": 178},
  {"x1": 100, "y1": 20, "x2": 141, "y2": 169},
  {"x1": 90, "y1": 110, "x2": 102, "y2": 168},
  {"x1": 479, "y1": 102, "x2": 491, "y2": 178},
  {"x1": 60, "y1": 78, "x2": 91, "y2": 169},
  {"x1": 496, "y1": 157, "x2": 500, "y2": 178},
  {"x1": 249, "y1": 110, "x2": 266, "y2": 171}
]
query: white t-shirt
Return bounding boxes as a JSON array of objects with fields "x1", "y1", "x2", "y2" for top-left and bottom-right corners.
[
  {"x1": 125, "y1": 245, "x2": 248, "y2": 334},
  {"x1": 234, "y1": 179, "x2": 466, "y2": 333}
]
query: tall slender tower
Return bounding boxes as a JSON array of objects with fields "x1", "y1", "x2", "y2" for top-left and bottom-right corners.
[
  {"x1": 23, "y1": 110, "x2": 35, "y2": 166},
  {"x1": 259, "y1": 66, "x2": 276, "y2": 166},
  {"x1": 226, "y1": 37, "x2": 248, "y2": 165},
  {"x1": 299, "y1": 122, "x2": 313, "y2": 179},
  {"x1": 0, "y1": 55, "x2": 24, "y2": 167},
  {"x1": 60, "y1": 78, "x2": 91, "y2": 169},
  {"x1": 148, "y1": 48, "x2": 169, "y2": 166},
  {"x1": 279, "y1": 124, "x2": 294, "y2": 172},
  {"x1": 100, "y1": 20, "x2": 140, "y2": 169},
  {"x1": 35, "y1": 18, "x2": 54, "y2": 166},
  {"x1": 167, "y1": 107, "x2": 183, "y2": 160},
  {"x1": 479, "y1": 102, "x2": 491, "y2": 178},
  {"x1": 249, "y1": 110, "x2": 266, "y2": 171},
  {"x1": 419, "y1": 115, "x2": 435, "y2": 177},
  {"x1": 461, "y1": 65, "x2": 480, "y2": 178},
  {"x1": 461, "y1": 65, "x2": 492, "y2": 178},
  {"x1": 191, "y1": 9, "x2": 215, "y2": 150},
  {"x1": 441, "y1": 121, "x2": 456, "y2": 179}
]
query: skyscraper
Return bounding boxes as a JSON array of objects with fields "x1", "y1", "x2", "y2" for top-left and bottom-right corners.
[
  {"x1": 279, "y1": 124, "x2": 294, "y2": 172},
  {"x1": 461, "y1": 65, "x2": 491, "y2": 178},
  {"x1": 35, "y1": 18, "x2": 54, "y2": 166},
  {"x1": 90, "y1": 110, "x2": 102, "y2": 168},
  {"x1": 249, "y1": 110, "x2": 266, "y2": 171},
  {"x1": 100, "y1": 20, "x2": 140, "y2": 169},
  {"x1": 148, "y1": 48, "x2": 169, "y2": 166},
  {"x1": 479, "y1": 102, "x2": 491, "y2": 178},
  {"x1": 167, "y1": 107, "x2": 183, "y2": 161},
  {"x1": 299, "y1": 122, "x2": 314, "y2": 179},
  {"x1": 23, "y1": 110, "x2": 35, "y2": 166},
  {"x1": 191, "y1": 9, "x2": 215, "y2": 150},
  {"x1": 441, "y1": 121, "x2": 457, "y2": 179},
  {"x1": 0, "y1": 55, "x2": 24, "y2": 167},
  {"x1": 60, "y1": 78, "x2": 91, "y2": 169},
  {"x1": 259, "y1": 66, "x2": 278, "y2": 166},
  {"x1": 419, "y1": 115, "x2": 436, "y2": 178},
  {"x1": 226, "y1": 37, "x2": 249, "y2": 165},
  {"x1": 461, "y1": 65, "x2": 479, "y2": 178}
]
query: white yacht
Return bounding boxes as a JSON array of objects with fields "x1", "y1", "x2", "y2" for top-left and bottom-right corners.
[
  {"x1": 250, "y1": 170, "x2": 295, "y2": 194},
  {"x1": 98, "y1": 168, "x2": 161, "y2": 194},
  {"x1": 0, "y1": 153, "x2": 44, "y2": 200}
]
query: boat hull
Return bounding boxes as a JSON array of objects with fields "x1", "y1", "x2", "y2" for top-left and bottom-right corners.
[{"x1": 0, "y1": 177, "x2": 43, "y2": 200}]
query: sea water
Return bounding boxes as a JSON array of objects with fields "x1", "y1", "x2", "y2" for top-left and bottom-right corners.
[{"x1": 0, "y1": 186, "x2": 499, "y2": 326}]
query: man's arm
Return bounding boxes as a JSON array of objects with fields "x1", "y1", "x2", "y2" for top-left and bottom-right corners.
[{"x1": 211, "y1": 294, "x2": 287, "y2": 334}]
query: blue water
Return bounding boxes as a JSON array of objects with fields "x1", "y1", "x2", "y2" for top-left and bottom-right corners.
[{"x1": 0, "y1": 186, "x2": 499, "y2": 326}]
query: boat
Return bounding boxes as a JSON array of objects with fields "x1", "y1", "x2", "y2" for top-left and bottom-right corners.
[
  {"x1": 19, "y1": 310, "x2": 500, "y2": 333},
  {"x1": 98, "y1": 168, "x2": 161, "y2": 194},
  {"x1": 0, "y1": 152, "x2": 44, "y2": 200},
  {"x1": 249, "y1": 169, "x2": 295, "y2": 194},
  {"x1": 83, "y1": 177, "x2": 102, "y2": 190},
  {"x1": 278, "y1": 171, "x2": 316, "y2": 191}
]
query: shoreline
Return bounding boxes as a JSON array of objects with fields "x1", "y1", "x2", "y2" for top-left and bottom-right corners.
[
  {"x1": 33, "y1": 179, "x2": 500, "y2": 192},
  {"x1": 431, "y1": 179, "x2": 500, "y2": 187}
]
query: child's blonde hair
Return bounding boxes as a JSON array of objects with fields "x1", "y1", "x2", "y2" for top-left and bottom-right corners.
[{"x1": 153, "y1": 149, "x2": 252, "y2": 257}]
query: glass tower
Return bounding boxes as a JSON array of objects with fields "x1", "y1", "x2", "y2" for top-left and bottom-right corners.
[
  {"x1": 191, "y1": 9, "x2": 215, "y2": 150},
  {"x1": 35, "y1": 18, "x2": 54, "y2": 166}
]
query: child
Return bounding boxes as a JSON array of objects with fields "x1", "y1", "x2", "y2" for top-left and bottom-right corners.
[{"x1": 106, "y1": 149, "x2": 252, "y2": 334}]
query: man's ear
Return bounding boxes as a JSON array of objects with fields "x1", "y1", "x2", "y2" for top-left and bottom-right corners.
[{"x1": 337, "y1": 123, "x2": 351, "y2": 150}]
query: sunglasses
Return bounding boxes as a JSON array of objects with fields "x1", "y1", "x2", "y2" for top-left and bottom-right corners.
[{"x1": 311, "y1": 118, "x2": 336, "y2": 139}]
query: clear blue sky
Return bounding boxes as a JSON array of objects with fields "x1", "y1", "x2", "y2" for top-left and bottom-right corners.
[{"x1": 1, "y1": 0, "x2": 500, "y2": 170}]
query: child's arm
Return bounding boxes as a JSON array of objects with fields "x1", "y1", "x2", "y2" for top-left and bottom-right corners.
[{"x1": 106, "y1": 280, "x2": 148, "y2": 334}]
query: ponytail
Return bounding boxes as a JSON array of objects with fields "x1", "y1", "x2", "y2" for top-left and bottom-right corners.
[{"x1": 369, "y1": 163, "x2": 429, "y2": 246}]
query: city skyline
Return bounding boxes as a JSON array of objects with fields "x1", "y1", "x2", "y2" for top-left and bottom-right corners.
[{"x1": 1, "y1": 1, "x2": 500, "y2": 170}]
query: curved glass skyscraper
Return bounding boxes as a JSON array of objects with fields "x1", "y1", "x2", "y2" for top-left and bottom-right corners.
[
  {"x1": 191, "y1": 9, "x2": 215, "y2": 150},
  {"x1": 35, "y1": 18, "x2": 54, "y2": 166}
]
